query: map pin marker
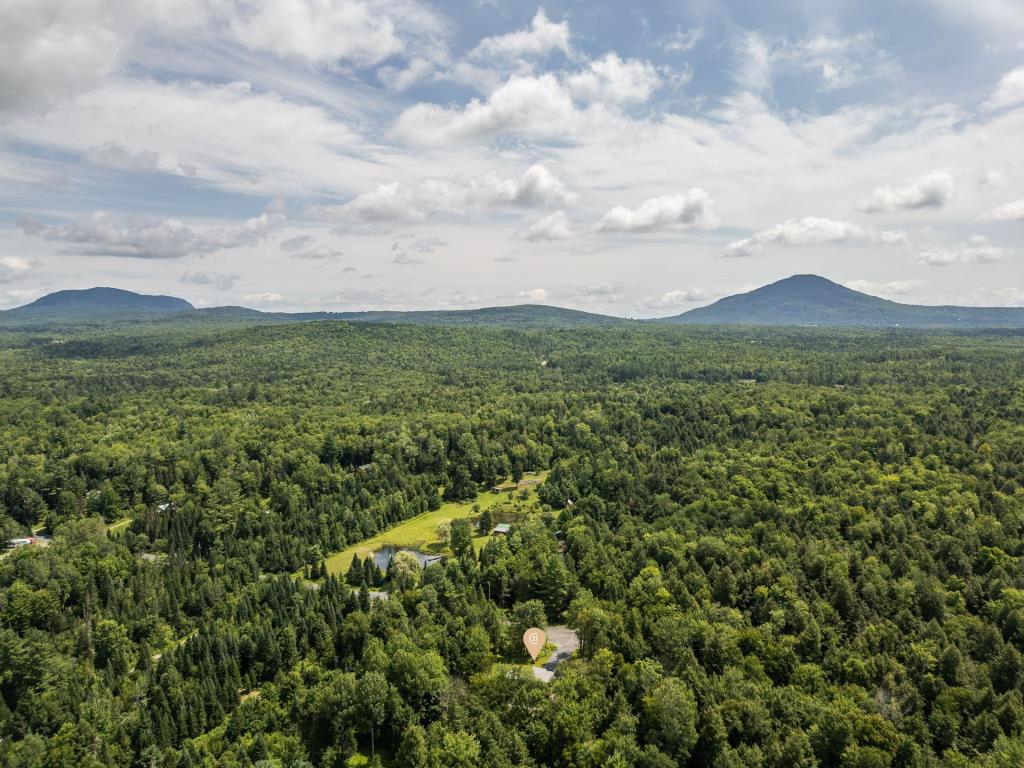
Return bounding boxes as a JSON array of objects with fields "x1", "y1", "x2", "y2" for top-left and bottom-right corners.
[{"x1": 523, "y1": 627, "x2": 546, "y2": 661}]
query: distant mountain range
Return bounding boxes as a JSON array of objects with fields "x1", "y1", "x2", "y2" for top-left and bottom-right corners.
[{"x1": 3, "y1": 276, "x2": 1023, "y2": 329}]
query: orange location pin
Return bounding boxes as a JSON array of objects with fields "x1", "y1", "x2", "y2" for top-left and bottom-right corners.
[{"x1": 523, "y1": 627, "x2": 546, "y2": 661}]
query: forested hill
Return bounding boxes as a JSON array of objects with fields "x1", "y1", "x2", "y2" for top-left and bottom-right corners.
[
  {"x1": 5, "y1": 287, "x2": 193, "y2": 317},
  {"x1": 663, "y1": 274, "x2": 1024, "y2": 328}
]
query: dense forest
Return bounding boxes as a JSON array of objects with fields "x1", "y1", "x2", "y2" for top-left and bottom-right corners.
[{"x1": 1, "y1": 319, "x2": 1023, "y2": 767}]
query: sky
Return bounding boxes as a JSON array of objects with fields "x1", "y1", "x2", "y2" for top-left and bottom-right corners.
[{"x1": 1, "y1": 0, "x2": 1022, "y2": 317}]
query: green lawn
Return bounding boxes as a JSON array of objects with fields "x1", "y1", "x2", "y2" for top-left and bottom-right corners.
[{"x1": 321, "y1": 471, "x2": 548, "y2": 576}]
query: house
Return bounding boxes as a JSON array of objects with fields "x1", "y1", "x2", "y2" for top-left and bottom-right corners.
[
  {"x1": 491, "y1": 523, "x2": 511, "y2": 536},
  {"x1": 491, "y1": 483, "x2": 517, "y2": 493},
  {"x1": 738, "y1": 378, "x2": 757, "y2": 386},
  {"x1": 5, "y1": 538, "x2": 33, "y2": 549}
]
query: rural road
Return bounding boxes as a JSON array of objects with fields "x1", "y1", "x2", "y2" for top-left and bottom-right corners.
[{"x1": 532, "y1": 625, "x2": 579, "y2": 682}]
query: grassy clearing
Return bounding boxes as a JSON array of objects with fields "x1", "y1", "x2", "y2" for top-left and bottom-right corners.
[
  {"x1": 321, "y1": 471, "x2": 548, "y2": 576},
  {"x1": 107, "y1": 517, "x2": 134, "y2": 535}
]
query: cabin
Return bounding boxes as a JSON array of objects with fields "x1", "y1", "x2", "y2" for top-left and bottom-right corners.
[
  {"x1": 491, "y1": 483, "x2": 517, "y2": 493},
  {"x1": 5, "y1": 538, "x2": 33, "y2": 549},
  {"x1": 737, "y1": 378, "x2": 757, "y2": 386},
  {"x1": 491, "y1": 523, "x2": 511, "y2": 536}
]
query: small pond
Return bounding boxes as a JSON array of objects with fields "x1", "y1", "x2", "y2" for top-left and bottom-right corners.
[{"x1": 371, "y1": 545, "x2": 444, "y2": 570}]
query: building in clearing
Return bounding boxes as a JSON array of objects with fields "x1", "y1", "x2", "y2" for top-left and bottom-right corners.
[
  {"x1": 5, "y1": 538, "x2": 33, "y2": 549},
  {"x1": 491, "y1": 523, "x2": 511, "y2": 536}
]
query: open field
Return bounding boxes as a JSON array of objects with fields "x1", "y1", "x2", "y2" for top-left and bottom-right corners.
[
  {"x1": 106, "y1": 517, "x2": 134, "y2": 535},
  {"x1": 322, "y1": 471, "x2": 548, "y2": 576}
]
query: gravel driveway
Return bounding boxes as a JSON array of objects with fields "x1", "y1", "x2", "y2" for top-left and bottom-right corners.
[{"x1": 532, "y1": 625, "x2": 579, "y2": 682}]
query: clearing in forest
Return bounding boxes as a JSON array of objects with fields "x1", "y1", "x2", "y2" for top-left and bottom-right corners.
[{"x1": 321, "y1": 471, "x2": 549, "y2": 576}]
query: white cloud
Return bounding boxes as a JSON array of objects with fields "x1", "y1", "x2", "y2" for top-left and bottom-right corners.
[
  {"x1": 982, "y1": 198, "x2": 1024, "y2": 221},
  {"x1": 179, "y1": 270, "x2": 238, "y2": 290},
  {"x1": 392, "y1": 251, "x2": 424, "y2": 265},
  {"x1": 641, "y1": 288, "x2": 712, "y2": 309},
  {"x1": 0, "y1": 256, "x2": 38, "y2": 283},
  {"x1": 391, "y1": 73, "x2": 577, "y2": 145},
  {"x1": 985, "y1": 67, "x2": 1024, "y2": 111},
  {"x1": 293, "y1": 245, "x2": 344, "y2": 260},
  {"x1": 659, "y1": 28, "x2": 703, "y2": 53},
  {"x1": 733, "y1": 32, "x2": 773, "y2": 94},
  {"x1": 844, "y1": 279, "x2": 925, "y2": 298},
  {"x1": 0, "y1": 0, "x2": 201, "y2": 114},
  {"x1": 518, "y1": 287, "x2": 547, "y2": 302},
  {"x1": 245, "y1": 291, "x2": 285, "y2": 306},
  {"x1": 567, "y1": 53, "x2": 661, "y2": 105},
  {"x1": 18, "y1": 205, "x2": 283, "y2": 259},
  {"x1": 723, "y1": 217, "x2": 906, "y2": 257},
  {"x1": 858, "y1": 170, "x2": 955, "y2": 212},
  {"x1": 598, "y1": 190, "x2": 719, "y2": 233},
  {"x1": 280, "y1": 235, "x2": 317, "y2": 252},
  {"x1": 915, "y1": 235, "x2": 1012, "y2": 266},
  {"x1": 732, "y1": 31, "x2": 894, "y2": 95},
  {"x1": 228, "y1": 0, "x2": 445, "y2": 67},
  {"x1": 4, "y1": 79, "x2": 380, "y2": 198},
  {"x1": 324, "y1": 164, "x2": 573, "y2": 230},
  {"x1": 469, "y1": 8, "x2": 570, "y2": 61},
  {"x1": 521, "y1": 211, "x2": 572, "y2": 241}
]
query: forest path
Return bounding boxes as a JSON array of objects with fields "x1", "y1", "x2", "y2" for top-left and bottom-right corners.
[{"x1": 532, "y1": 625, "x2": 579, "y2": 682}]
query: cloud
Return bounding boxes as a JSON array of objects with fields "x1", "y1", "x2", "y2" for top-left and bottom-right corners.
[
  {"x1": 293, "y1": 245, "x2": 344, "y2": 260},
  {"x1": 858, "y1": 170, "x2": 955, "y2": 212},
  {"x1": 733, "y1": 32, "x2": 774, "y2": 94},
  {"x1": 521, "y1": 211, "x2": 572, "y2": 241},
  {"x1": 984, "y1": 67, "x2": 1024, "y2": 111},
  {"x1": 0, "y1": 256, "x2": 38, "y2": 284},
  {"x1": 323, "y1": 164, "x2": 573, "y2": 230},
  {"x1": 391, "y1": 73, "x2": 577, "y2": 144},
  {"x1": 659, "y1": 28, "x2": 703, "y2": 53},
  {"x1": 844, "y1": 279, "x2": 925, "y2": 298},
  {"x1": 280, "y1": 234, "x2": 317, "y2": 252},
  {"x1": 641, "y1": 288, "x2": 713, "y2": 309},
  {"x1": 228, "y1": 0, "x2": 445, "y2": 67},
  {"x1": 0, "y1": 0, "x2": 201, "y2": 114},
  {"x1": 518, "y1": 287, "x2": 547, "y2": 302},
  {"x1": 244, "y1": 292, "x2": 284, "y2": 306},
  {"x1": 469, "y1": 8, "x2": 570, "y2": 61},
  {"x1": 566, "y1": 54, "x2": 661, "y2": 105},
  {"x1": 4, "y1": 79, "x2": 380, "y2": 198},
  {"x1": 179, "y1": 270, "x2": 238, "y2": 290},
  {"x1": 732, "y1": 31, "x2": 894, "y2": 95},
  {"x1": 392, "y1": 251, "x2": 425, "y2": 265},
  {"x1": 393, "y1": 236, "x2": 446, "y2": 253},
  {"x1": 18, "y1": 205, "x2": 283, "y2": 259},
  {"x1": 915, "y1": 235, "x2": 1012, "y2": 266},
  {"x1": 599, "y1": 190, "x2": 719, "y2": 233},
  {"x1": 722, "y1": 217, "x2": 906, "y2": 257},
  {"x1": 982, "y1": 198, "x2": 1024, "y2": 221}
]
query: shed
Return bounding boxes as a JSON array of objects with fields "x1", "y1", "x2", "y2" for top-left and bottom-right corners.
[{"x1": 491, "y1": 523, "x2": 511, "y2": 536}]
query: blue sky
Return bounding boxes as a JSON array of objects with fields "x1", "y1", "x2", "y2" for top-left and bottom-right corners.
[{"x1": 1, "y1": 0, "x2": 1022, "y2": 315}]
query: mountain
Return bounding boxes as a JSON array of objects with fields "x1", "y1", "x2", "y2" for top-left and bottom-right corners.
[
  {"x1": 662, "y1": 275, "x2": 1024, "y2": 328},
  {"x1": 5, "y1": 277, "x2": 1023, "y2": 329},
  {"x1": 1, "y1": 289, "x2": 622, "y2": 329},
  {"x1": 6, "y1": 287, "x2": 193, "y2": 318}
]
